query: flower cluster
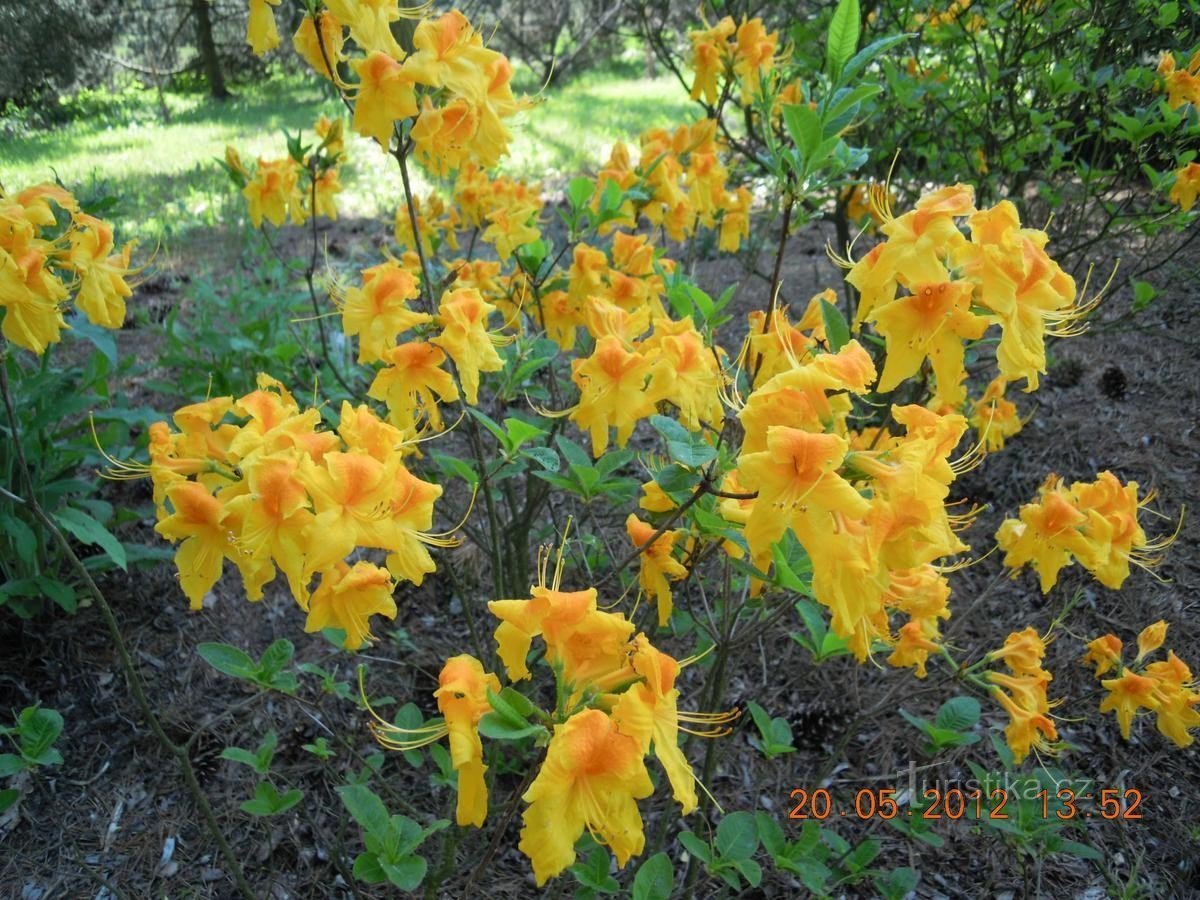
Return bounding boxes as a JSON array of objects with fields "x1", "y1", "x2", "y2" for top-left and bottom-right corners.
[
  {"x1": 0, "y1": 183, "x2": 137, "y2": 354},
  {"x1": 687, "y1": 16, "x2": 781, "y2": 106},
  {"x1": 597, "y1": 120, "x2": 749, "y2": 248},
  {"x1": 137, "y1": 375, "x2": 448, "y2": 647},
  {"x1": 224, "y1": 116, "x2": 346, "y2": 228},
  {"x1": 995, "y1": 471, "x2": 1173, "y2": 592},
  {"x1": 987, "y1": 628, "x2": 1059, "y2": 763},
  {"x1": 255, "y1": 4, "x2": 530, "y2": 169},
  {"x1": 1157, "y1": 49, "x2": 1200, "y2": 110},
  {"x1": 844, "y1": 183, "x2": 1086, "y2": 400},
  {"x1": 369, "y1": 557, "x2": 736, "y2": 886},
  {"x1": 1083, "y1": 622, "x2": 1200, "y2": 747}
]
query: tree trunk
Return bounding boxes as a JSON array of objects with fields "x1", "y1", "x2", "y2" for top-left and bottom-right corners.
[{"x1": 192, "y1": 0, "x2": 229, "y2": 100}]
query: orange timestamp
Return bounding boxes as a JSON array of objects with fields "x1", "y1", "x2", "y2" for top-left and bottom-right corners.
[{"x1": 788, "y1": 787, "x2": 1145, "y2": 821}]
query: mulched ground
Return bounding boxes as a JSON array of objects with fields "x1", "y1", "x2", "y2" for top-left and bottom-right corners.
[{"x1": 1, "y1": 200, "x2": 1197, "y2": 899}]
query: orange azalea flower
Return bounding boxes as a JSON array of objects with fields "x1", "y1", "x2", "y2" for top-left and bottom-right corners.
[
  {"x1": 625, "y1": 514, "x2": 689, "y2": 627},
  {"x1": 324, "y1": 0, "x2": 405, "y2": 58},
  {"x1": 992, "y1": 686, "x2": 1058, "y2": 764},
  {"x1": 1169, "y1": 162, "x2": 1200, "y2": 212},
  {"x1": 340, "y1": 260, "x2": 429, "y2": 364},
  {"x1": 569, "y1": 336, "x2": 655, "y2": 456},
  {"x1": 1081, "y1": 634, "x2": 1123, "y2": 678},
  {"x1": 430, "y1": 287, "x2": 504, "y2": 405},
  {"x1": 519, "y1": 709, "x2": 653, "y2": 886},
  {"x1": 292, "y1": 11, "x2": 344, "y2": 80},
  {"x1": 155, "y1": 481, "x2": 234, "y2": 609},
  {"x1": 246, "y1": 0, "x2": 281, "y2": 56},
  {"x1": 1099, "y1": 671, "x2": 1160, "y2": 739},
  {"x1": 887, "y1": 620, "x2": 941, "y2": 678},
  {"x1": 368, "y1": 340, "x2": 460, "y2": 431},
  {"x1": 350, "y1": 51, "x2": 418, "y2": 146},
  {"x1": 304, "y1": 560, "x2": 397, "y2": 649},
  {"x1": 67, "y1": 214, "x2": 135, "y2": 329},
  {"x1": 1136, "y1": 620, "x2": 1169, "y2": 662}
]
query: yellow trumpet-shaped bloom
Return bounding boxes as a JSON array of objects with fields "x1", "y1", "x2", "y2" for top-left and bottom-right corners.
[
  {"x1": 350, "y1": 51, "x2": 418, "y2": 146},
  {"x1": 625, "y1": 514, "x2": 688, "y2": 627},
  {"x1": 340, "y1": 260, "x2": 430, "y2": 364},
  {"x1": 430, "y1": 287, "x2": 503, "y2": 406},
  {"x1": 246, "y1": 0, "x2": 281, "y2": 56},
  {"x1": 433, "y1": 655, "x2": 501, "y2": 827},
  {"x1": 304, "y1": 560, "x2": 397, "y2": 649},
  {"x1": 519, "y1": 709, "x2": 653, "y2": 886},
  {"x1": 570, "y1": 336, "x2": 655, "y2": 456}
]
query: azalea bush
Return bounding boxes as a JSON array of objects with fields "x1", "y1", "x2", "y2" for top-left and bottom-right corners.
[{"x1": 2, "y1": 0, "x2": 1197, "y2": 896}]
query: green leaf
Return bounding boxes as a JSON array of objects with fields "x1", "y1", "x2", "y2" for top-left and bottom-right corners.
[
  {"x1": 0, "y1": 514, "x2": 36, "y2": 560},
  {"x1": 567, "y1": 177, "x2": 595, "y2": 210},
  {"x1": 632, "y1": 852, "x2": 674, "y2": 900},
  {"x1": 476, "y1": 712, "x2": 546, "y2": 742},
  {"x1": 818, "y1": 298, "x2": 851, "y2": 351},
  {"x1": 521, "y1": 446, "x2": 559, "y2": 470},
  {"x1": 1056, "y1": 839, "x2": 1104, "y2": 862},
  {"x1": 380, "y1": 856, "x2": 427, "y2": 890},
  {"x1": 732, "y1": 857, "x2": 762, "y2": 887},
  {"x1": 677, "y1": 831, "x2": 713, "y2": 865},
  {"x1": 259, "y1": 639, "x2": 295, "y2": 675},
  {"x1": 197, "y1": 643, "x2": 257, "y2": 680},
  {"x1": 241, "y1": 782, "x2": 302, "y2": 816},
  {"x1": 1131, "y1": 279, "x2": 1158, "y2": 312},
  {"x1": 352, "y1": 853, "x2": 388, "y2": 883},
  {"x1": 715, "y1": 811, "x2": 759, "y2": 860},
  {"x1": 874, "y1": 866, "x2": 919, "y2": 900},
  {"x1": 54, "y1": 507, "x2": 126, "y2": 571},
  {"x1": 0, "y1": 788, "x2": 18, "y2": 813},
  {"x1": 18, "y1": 707, "x2": 63, "y2": 764},
  {"x1": 782, "y1": 103, "x2": 823, "y2": 163},
  {"x1": 338, "y1": 784, "x2": 391, "y2": 837},
  {"x1": 936, "y1": 696, "x2": 981, "y2": 732},
  {"x1": 841, "y1": 33, "x2": 910, "y2": 84},
  {"x1": 34, "y1": 576, "x2": 76, "y2": 613},
  {"x1": 826, "y1": 0, "x2": 861, "y2": 80},
  {"x1": 220, "y1": 747, "x2": 261, "y2": 769},
  {"x1": 0, "y1": 754, "x2": 25, "y2": 777}
]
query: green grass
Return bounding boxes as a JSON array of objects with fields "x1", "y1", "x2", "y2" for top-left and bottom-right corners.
[{"x1": 0, "y1": 69, "x2": 697, "y2": 246}]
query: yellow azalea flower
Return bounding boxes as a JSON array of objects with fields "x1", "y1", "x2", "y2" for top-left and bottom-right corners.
[
  {"x1": 340, "y1": 260, "x2": 430, "y2": 364},
  {"x1": 430, "y1": 287, "x2": 504, "y2": 406},
  {"x1": 569, "y1": 335, "x2": 655, "y2": 456},
  {"x1": 737, "y1": 427, "x2": 868, "y2": 562},
  {"x1": 368, "y1": 340, "x2": 459, "y2": 431},
  {"x1": 242, "y1": 158, "x2": 299, "y2": 227},
  {"x1": 643, "y1": 319, "x2": 725, "y2": 432},
  {"x1": 246, "y1": 0, "x2": 281, "y2": 56},
  {"x1": 155, "y1": 481, "x2": 234, "y2": 609},
  {"x1": 847, "y1": 183, "x2": 976, "y2": 326},
  {"x1": 350, "y1": 51, "x2": 418, "y2": 146},
  {"x1": 995, "y1": 478, "x2": 1092, "y2": 593},
  {"x1": 1169, "y1": 162, "x2": 1200, "y2": 212},
  {"x1": 411, "y1": 97, "x2": 479, "y2": 176},
  {"x1": 300, "y1": 451, "x2": 399, "y2": 574},
  {"x1": 323, "y1": 0, "x2": 405, "y2": 58},
  {"x1": 872, "y1": 280, "x2": 987, "y2": 405},
  {"x1": 987, "y1": 670, "x2": 1053, "y2": 715},
  {"x1": 1158, "y1": 49, "x2": 1200, "y2": 110},
  {"x1": 688, "y1": 17, "x2": 735, "y2": 105},
  {"x1": 1081, "y1": 634, "x2": 1123, "y2": 678},
  {"x1": 519, "y1": 709, "x2": 653, "y2": 886},
  {"x1": 404, "y1": 10, "x2": 497, "y2": 97},
  {"x1": 887, "y1": 620, "x2": 941, "y2": 678},
  {"x1": 1143, "y1": 652, "x2": 1200, "y2": 747},
  {"x1": 988, "y1": 627, "x2": 1050, "y2": 679},
  {"x1": 381, "y1": 463, "x2": 445, "y2": 586},
  {"x1": 718, "y1": 186, "x2": 751, "y2": 252},
  {"x1": 625, "y1": 514, "x2": 689, "y2": 627},
  {"x1": 488, "y1": 585, "x2": 635, "y2": 694},
  {"x1": 1099, "y1": 671, "x2": 1160, "y2": 739},
  {"x1": 481, "y1": 201, "x2": 540, "y2": 261},
  {"x1": 731, "y1": 18, "x2": 778, "y2": 103},
  {"x1": 67, "y1": 214, "x2": 135, "y2": 329},
  {"x1": 433, "y1": 655, "x2": 501, "y2": 826},
  {"x1": 959, "y1": 200, "x2": 1077, "y2": 390},
  {"x1": 991, "y1": 686, "x2": 1058, "y2": 764},
  {"x1": 304, "y1": 560, "x2": 397, "y2": 649},
  {"x1": 223, "y1": 453, "x2": 316, "y2": 604},
  {"x1": 292, "y1": 11, "x2": 345, "y2": 80},
  {"x1": 969, "y1": 376, "x2": 1022, "y2": 453},
  {"x1": 1136, "y1": 620, "x2": 1169, "y2": 662},
  {"x1": 307, "y1": 168, "x2": 342, "y2": 220}
]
